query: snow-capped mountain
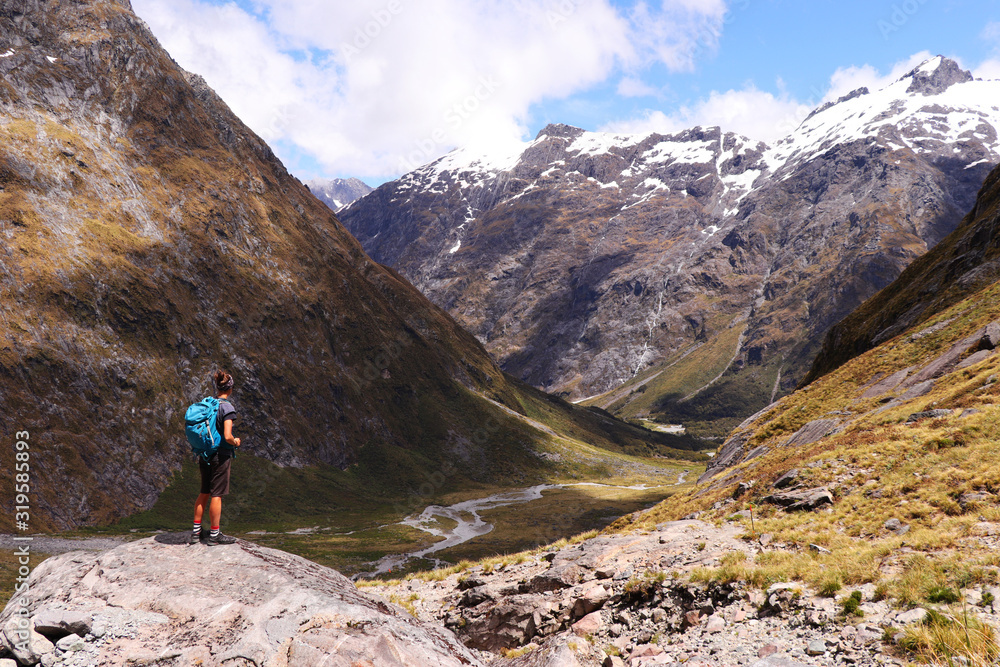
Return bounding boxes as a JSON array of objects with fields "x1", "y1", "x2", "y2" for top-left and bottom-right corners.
[
  {"x1": 340, "y1": 57, "x2": 1000, "y2": 436},
  {"x1": 306, "y1": 177, "x2": 373, "y2": 212}
]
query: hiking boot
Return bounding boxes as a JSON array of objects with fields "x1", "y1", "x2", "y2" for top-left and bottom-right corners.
[
  {"x1": 188, "y1": 529, "x2": 207, "y2": 545},
  {"x1": 206, "y1": 532, "x2": 237, "y2": 546}
]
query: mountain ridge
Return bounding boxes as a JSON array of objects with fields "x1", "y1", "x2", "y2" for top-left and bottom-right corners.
[
  {"x1": 306, "y1": 176, "x2": 373, "y2": 212},
  {"x1": 340, "y1": 55, "x2": 1000, "y2": 436}
]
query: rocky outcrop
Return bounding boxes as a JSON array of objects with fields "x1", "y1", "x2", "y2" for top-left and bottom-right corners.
[
  {"x1": 762, "y1": 487, "x2": 834, "y2": 512},
  {"x1": 366, "y1": 520, "x2": 928, "y2": 666},
  {"x1": 6, "y1": 518, "x2": 986, "y2": 666},
  {"x1": 0, "y1": 536, "x2": 480, "y2": 666},
  {"x1": 341, "y1": 57, "x2": 1000, "y2": 436}
]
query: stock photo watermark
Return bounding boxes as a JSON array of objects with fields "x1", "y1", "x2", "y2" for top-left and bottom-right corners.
[
  {"x1": 878, "y1": 0, "x2": 930, "y2": 40},
  {"x1": 361, "y1": 332, "x2": 412, "y2": 384},
  {"x1": 340, "y1": 0, "x2": 405, "y2": 63},
  {"x1": 684, "y1": 0, "x2": 751, "y2": 64},
  {"x1": 545, "y1": 0, "x2": 578, "y2": 28},
  {"x1": 10, "y1": 430, "x2": 33, "y2": 654},
  {"x1": 391, "y1": 417, "x2": 502, "y2": 517},
  {"x1": 396, "y1": 74, "x2": 503, "y2": 173}
]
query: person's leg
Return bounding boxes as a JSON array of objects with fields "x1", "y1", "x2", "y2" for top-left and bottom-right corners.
[
  {"x1": 193, "y1": 458, "x2": 213, "y2": 543},
  {"x1": 194, "y1": 493, "x2": 211, "y2": 523},
  {"x1": 206, "y1": 455, "x2": 236, "y2": 545},
  {"x1": 209, "y1": 496, "x2": 222, "y2": 531}
]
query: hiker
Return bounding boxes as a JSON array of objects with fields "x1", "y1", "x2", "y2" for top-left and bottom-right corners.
[{"x1": 190, "y1": 370, "x2": 241, "y2": 545}]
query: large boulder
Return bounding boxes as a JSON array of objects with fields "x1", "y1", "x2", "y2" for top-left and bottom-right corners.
[
  {"x1": 763, "y1": 487, "x2": 834, "y2": 512},
  {"x1": 451, "y1": 594, "x2": 542, "y2": 652},
  {"x1": 0, "y1": 536, "x2": 481, "y2": 667}
]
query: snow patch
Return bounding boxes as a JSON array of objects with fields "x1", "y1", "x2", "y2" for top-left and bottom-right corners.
[
  {"x1": 448, "y1": 240, "x2": 461, "y2": 254},
  {"x1": 916, "y1": 56, "x2": 944, "y2": 76},
  {"x1": 568, "y1": 132, "x2": 640, "y2": 156},
  {"x1": 764, "y1": 62, "x2": 1000, "y2": 173},
  {"x1": 0, "y1": 50, "x2": 13, "y2": 58}
]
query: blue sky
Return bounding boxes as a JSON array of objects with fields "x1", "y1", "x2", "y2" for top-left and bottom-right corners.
[{"x1": 133, "y1": 0, "x2": 1000, "y2": 185}]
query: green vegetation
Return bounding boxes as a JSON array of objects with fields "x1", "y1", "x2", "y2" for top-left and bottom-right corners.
[
  {"x1": 0, "y1": 549, "x2": 50, "y2": 608},
  {"x1": 841, "y1": 590, "x2": 863, "y2": 617},
  {"x1": 927, "y1": 587, "x2": 961, "y2": 605},
  {"x1": 582, "y1": 316, "x2": 783, "y2": 439},
  {"x1": 79, "y1": 445, "x2": 696, "y2": 579}
]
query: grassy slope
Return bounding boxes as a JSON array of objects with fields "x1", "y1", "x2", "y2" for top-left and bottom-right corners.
[
  {"x1": 581, "y1": 315, "x2": 778, "y2": 439},
  {"x1": 609, "y1": 277, "x2": 1000, "y2": 624}
]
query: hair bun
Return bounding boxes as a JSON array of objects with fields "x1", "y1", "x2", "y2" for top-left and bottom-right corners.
[{"x1": 214, "y1": 370, "x2": 234, "y2": 392}]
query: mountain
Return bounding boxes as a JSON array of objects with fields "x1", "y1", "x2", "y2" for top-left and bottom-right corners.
[
  {"x1": 0, "y1": 0, "x2": 688, "y2": 531},
  {"x1": 699, "y1": 159, "x2": 1000, "y2": 485},
  {"x1": 805, "y1": 157, "x2": 1000, "y2": 383},
  {"x1": 339, "y1": 56, "x2": 1000, "y2": 438},
  {"x1": 306, "y1": 176, "x2": 373, "y2": 212}
]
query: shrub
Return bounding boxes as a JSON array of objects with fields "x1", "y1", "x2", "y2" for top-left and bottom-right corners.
[
  {"x1": 841, "y1": 590, "x2": 864, "y2": 617},
  {"x1": 927, "y1": 587, "x2": 960, "y2": 604}
]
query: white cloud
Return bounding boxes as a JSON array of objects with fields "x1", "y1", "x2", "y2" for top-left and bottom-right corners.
[
  {"x1": 975, "y1": 59, "x2": 1000, "y2": 80},
  {"x1": 132, "y1": 0, "x2": 729, "y2": 180},
  {"x1": 601, "y1": 86, "x2": 810, "y2": 143},
  {"x1": 601, "y1": 51, "x2": 1000, "y2": 145},
  {"x1": 623, "y1": 0, "x2": 727, "y2": 71},
  {"x1": 823, "y1": 51, "x2": 934, "y2": 104}
]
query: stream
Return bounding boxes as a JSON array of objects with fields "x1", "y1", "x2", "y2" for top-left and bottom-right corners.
[{"x1": 361, "y1": 481, "x2": 667, "y2": 577}]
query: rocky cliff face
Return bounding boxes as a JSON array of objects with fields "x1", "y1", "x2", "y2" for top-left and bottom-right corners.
[
  {"x1": 306, "y1": 177, "x2": 373, "y2": 212},
  {"x1": 340, "y1": 56, "x2": 1000, "y2": 436},
  {"x1": 806, "y1": 159, "x2": 1000, "y2": 383},
  {"x1": 695, "y1": 163, "x2": 1000, "y2": 485},
  {"x1": 0, "y1": 0, "x2": 678, "y2": 531}
]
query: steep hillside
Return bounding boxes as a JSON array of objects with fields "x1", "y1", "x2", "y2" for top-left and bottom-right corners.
[
  {"x1": 806, "y1": 159, "x2": 1000, "y2": 383},
  {"x1": 0, "y1": 0, "x2": 686, "y2": 531},
  {"x1": 340, "y1": 57, "x2": 1000, "y2": 437},
  {"x1": 685, "y1": 161, "x2": 1000, "y2": 490},
  {"x1": 588, "y1": 161, "x2": 1000, "y2": 664}
]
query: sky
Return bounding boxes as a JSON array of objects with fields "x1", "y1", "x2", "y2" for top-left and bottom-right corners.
[{"x1": 131, "y1": 0, "x2": 1000, "y2": 186}]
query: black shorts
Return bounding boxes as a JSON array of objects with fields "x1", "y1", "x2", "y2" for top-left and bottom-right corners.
[{"x1": 199, "y1": 452, "x2": 232, "y2": 497}]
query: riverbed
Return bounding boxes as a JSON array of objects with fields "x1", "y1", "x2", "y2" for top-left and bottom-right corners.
[{"x1": 363, "y1": 481, "x2": 676, "y2": 576}]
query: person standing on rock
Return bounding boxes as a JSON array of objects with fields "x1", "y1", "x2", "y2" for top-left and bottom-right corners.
[{"x1": 190, "y1": 370, "x2": 241, "y2": 546}]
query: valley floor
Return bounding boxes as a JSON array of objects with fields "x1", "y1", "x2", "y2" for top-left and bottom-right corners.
[{"x1": 0, "y1": 453, "x2": 696, "y2": 605}]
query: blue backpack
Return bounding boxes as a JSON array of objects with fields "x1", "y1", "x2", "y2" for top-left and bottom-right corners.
[{"x1": 185, "y1": 397, "x2": 226, "y2": 459}]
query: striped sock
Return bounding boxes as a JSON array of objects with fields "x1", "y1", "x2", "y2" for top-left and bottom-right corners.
[
  {"x1": 192, "y1": 522, "x2": 202, "y2": 537},
  {"x1": 210, "y1": 526, "x2": 220, "y2": 538}
]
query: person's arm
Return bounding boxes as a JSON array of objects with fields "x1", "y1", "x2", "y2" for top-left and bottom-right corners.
[{"x1": 223, "y1": 419, "x2": 241, "y2": 448}]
